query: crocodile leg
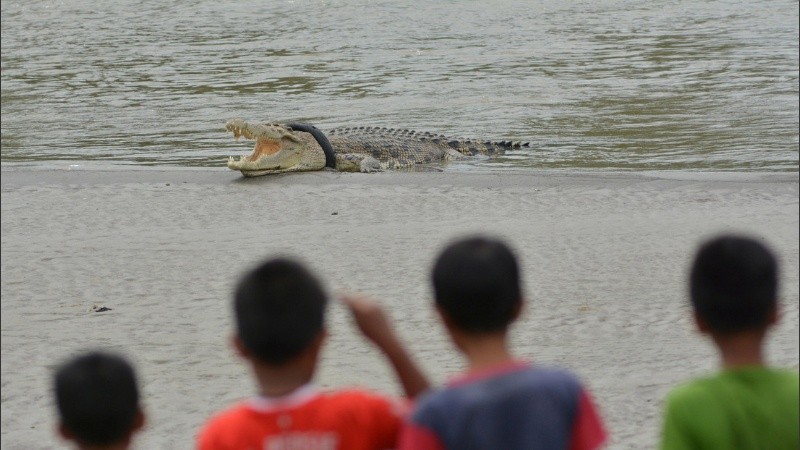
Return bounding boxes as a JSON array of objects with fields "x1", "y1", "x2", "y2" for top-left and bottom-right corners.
[{"x1": 335, "y1": 153, "x2": 383, "y2": 173}]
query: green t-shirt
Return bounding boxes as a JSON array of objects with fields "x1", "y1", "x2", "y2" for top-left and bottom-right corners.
[{"x1": 660, "y1": 366, "x2": 799, "y2": 450}]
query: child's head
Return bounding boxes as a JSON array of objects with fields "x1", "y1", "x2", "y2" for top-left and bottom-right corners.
[
  {"x1": 690, "y1": 235, "x2": 778, "y2": 335},
  {"x1": 54, "y1": 351, "x2": 144, "y2": 449},
  {"x1": 432, "y1": 235, "x2": 522, "y2": 334},
  {"x1": 234, "y1": 257, "x2": 328, "y2": 365}
]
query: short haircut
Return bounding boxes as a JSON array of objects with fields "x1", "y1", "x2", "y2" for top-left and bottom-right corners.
[
  {"x1": 54, "y1": 351, "x2": 140, "y2": 446},
  {"x1": 432, "y1": 236, "x2": 522, "y2": 333},
  {"x1": 690, "y1": 235, "x2": 778, "y2": 333},
  {"x1": 234, "y1": 257, "x2": 328, "y2": 364}
]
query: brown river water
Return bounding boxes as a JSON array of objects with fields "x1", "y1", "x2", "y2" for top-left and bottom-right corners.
[{"x1": 1, "y1": 0, "x2": 798, "y2": 172}]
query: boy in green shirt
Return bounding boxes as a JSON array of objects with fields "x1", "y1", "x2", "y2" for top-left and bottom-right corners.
[{"x1": 660, "y1": 235, "x2": 799, "y2": 450}]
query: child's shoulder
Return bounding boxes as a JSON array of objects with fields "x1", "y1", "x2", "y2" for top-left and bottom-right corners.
[
  {"x1": 684, "y1": 366, "x2": 797, "y2": 385},
  {"x1": 320, "y1": 388, "x2": 410, "y2": 417},
  {"x1": 769, "y1": 367, "x2": 800, "y2": 381},
  {"x1": 199, "y1": 389, "x2": 407, "y2": 432},
  {"x1": 447, "y1": 362, "x2": 582, "y2": 388},
  {"x1": 321, "y1": 388, "x2": 402, "y2": 406},
  {"x1": 417, "y1": 363, "x2": 587, "y2": 412},
  {"x1": 667, "y1": 366, "x2": 799, "y2": 406}
]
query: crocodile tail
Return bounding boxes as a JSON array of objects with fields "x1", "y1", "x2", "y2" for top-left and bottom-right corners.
[{"x1": 489, "y1": 140, "x2": 531, "y2": 149}]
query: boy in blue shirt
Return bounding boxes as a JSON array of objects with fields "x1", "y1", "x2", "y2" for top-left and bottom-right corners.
[{"x1": 400, "y1": 235, "x2": 607, "y2": 450}]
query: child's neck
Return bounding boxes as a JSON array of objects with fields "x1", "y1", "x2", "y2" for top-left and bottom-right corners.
[
  {"x1": 712, "y1": 329, "x2": 767, "y2": 369},
  {"x1": 77, "y1": 440, "x2": 131, "y2": 450},
  {"x1": 253, "y1": 363, "x2": 313, "y2": 397},
  {"x1": 457, "y1": 332, "x2": 516, "y2": 372}
]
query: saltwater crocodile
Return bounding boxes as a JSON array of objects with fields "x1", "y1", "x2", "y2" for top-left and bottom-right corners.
[{"x1": 225, "y1": 118, "x2": 530, "y2": 176}]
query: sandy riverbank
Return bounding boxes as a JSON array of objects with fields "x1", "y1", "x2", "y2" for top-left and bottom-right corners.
[{"x1": 2, "y1": 168, "x2": 798, "y2": 449}]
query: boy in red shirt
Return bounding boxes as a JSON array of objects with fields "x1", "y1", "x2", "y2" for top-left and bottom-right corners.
[{"x1": 197, "y1": 257, "x2": 429, "y2": 450}]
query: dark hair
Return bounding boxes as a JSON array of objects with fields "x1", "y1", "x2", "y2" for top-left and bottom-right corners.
[
  {"x1": 432, "y1": 236, "x2": 522, "y2": 333},
  {"x1": 54, "y1": 351, "x2": 140, "y2": 446},
  {"x1": 690, "y1": 235, "x2": 778, "y2": 333},
  {"x1": 234, "y1": 257, "x2": 328, "y2": 364}
]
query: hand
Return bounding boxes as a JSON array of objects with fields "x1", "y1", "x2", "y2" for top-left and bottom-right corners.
[
  {"x1": 340, "y1": 293, "x2": 431, "y2": 398},
  {"x1": 340, "y1": 294, "x2": 398, "y2": 349}
]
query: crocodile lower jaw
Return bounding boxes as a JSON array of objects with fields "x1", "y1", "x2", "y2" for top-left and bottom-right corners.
[
  {"x1": 237, "y1": 168, "x2": 282, "y2": 177},
  {"x1": 227, "y1": 156, "x2": 278, "y2": 171}
]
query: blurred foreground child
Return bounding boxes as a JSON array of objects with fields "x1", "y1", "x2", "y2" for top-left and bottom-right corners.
[
  {"x1": 399, "y1": 235, "x2": 607, "y2": 450},
  {"x1": 197, "y1": 257, "x2": 429, "y2": 450},
  {"x1": 54, "y1": 351, "x2": 145, "y2": 450},
  {"x1": 660, "y1": 235, "x2": 799, "y2": 449}
]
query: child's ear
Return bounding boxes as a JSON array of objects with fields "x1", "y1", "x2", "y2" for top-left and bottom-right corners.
[
  {"x1": 133, "y1": 408, "x2": 146, "y2": 432},
  {"x1": 693, "y1": 311, "x2": 710, "y2": 334},
  {"x1": 57, "y1": 422, "x2": 74, "y2": 441},
  {"x1": 232, "y1": 335, "x2": 251, "y2": 359},
  {"x1": 512, "y1": 298, "x2": 524, "y2": 321},
  {"x1": 435, "y1": 307, "x2": 463, "y2": 338},
  {"x1": 310, "y1": 329, "x2": 328, "y2": 352},
  {"x1": 435, "y1": 306, "x2": 454, "y2": 330},
  {"x1": 118, "y1": 409, "x2": 147, "y2": 446},
  {"x1": 767, "y1": 303, "x2": 780, "y2": 326}
]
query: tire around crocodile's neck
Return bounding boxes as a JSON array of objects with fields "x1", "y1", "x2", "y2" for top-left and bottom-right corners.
[{"x1": 285, "y1": 122, "x2": 336, "y2": 169}]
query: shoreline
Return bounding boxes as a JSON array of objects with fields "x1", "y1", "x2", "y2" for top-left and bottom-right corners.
[
  {"x1": 2, "y1": 168, "x2": 798, "y2": 449},
  {"x1": 3, "y1": 165, "x2": 797, "y2": 186}
]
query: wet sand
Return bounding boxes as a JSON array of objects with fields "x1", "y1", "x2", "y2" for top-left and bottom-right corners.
[{"x1": 2, "y1": 168, "x2": 798, "y2": 449}]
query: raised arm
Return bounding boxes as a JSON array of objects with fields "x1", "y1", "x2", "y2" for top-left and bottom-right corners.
[{"x1": 341, "y1": 294, "x2": 431, "y2": 398}]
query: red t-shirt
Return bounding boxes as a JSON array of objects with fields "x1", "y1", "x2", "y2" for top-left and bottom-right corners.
[{"x1": 197, "y1": 385, "x2": 408, "y2": 450}]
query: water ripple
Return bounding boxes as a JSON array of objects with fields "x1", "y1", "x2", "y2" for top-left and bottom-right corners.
[{"x1": 1, "y1": 0, "x2": 797, "y2": 171}]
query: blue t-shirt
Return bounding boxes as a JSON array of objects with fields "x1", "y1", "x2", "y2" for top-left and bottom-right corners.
[{"x1": 399, "y1": 361, "x2": 606, "y2": 450}]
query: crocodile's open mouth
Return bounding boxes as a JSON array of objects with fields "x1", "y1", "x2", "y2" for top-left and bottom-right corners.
[
  {"x1": 226, "y1": 122, "x2": 283, "y2": 163},
  {"x1": 225, "y1": 119, "x2": 305, "y2": 174}
]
